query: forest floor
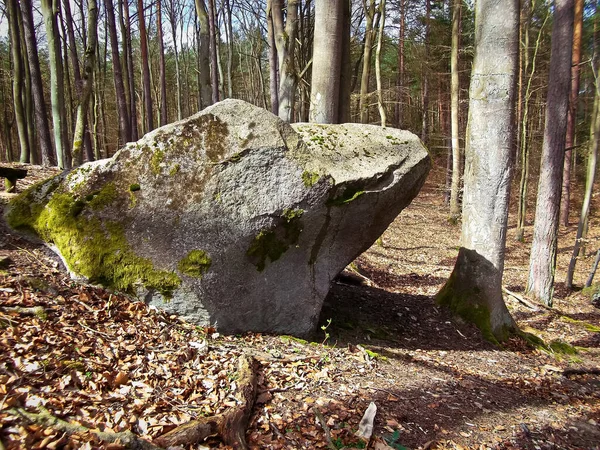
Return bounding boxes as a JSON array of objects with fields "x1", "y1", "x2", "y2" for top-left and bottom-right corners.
[{"x1": 0, "y1": 161, "x2": 599, "y2": 450}]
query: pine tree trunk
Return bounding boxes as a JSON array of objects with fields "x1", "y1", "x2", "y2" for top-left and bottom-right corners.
[
  {"x1": 421, "y1": 0, "x2": 431, "y2": 144},
  {"x1": 157, "y1": 0, "x2": 168, "y2": 126},
  {"x1": 560, "y1": 0, "x2": 584, "y2": 226},
  {"x1": 527, "y1": 0, "x2": 574, "y2": 306},
  {"x1": 436, "y1": 0, "x2": 519, "y2": 342}
]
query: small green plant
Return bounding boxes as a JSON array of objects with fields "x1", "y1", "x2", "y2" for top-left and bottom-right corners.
[
  {"x1": 384, "y1": 430, "x2": 409, "y2": 450},
  {"x1": 321, "y1": 318, "x2": 332, "y2": 344}
]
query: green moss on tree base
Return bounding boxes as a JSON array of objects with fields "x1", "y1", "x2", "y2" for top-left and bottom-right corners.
[
  {"x1": 178, "y1": 250, "x2": 212, "y2": 278},
  {"x1": 6, "y1": 183, "x2": 181, "y2": 298}
]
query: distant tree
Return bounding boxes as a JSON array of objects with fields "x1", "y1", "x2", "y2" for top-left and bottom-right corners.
[
  {"x1": 449, "y1": 0, "x2": 461, "y2": 221},
  {"x1": 194, "y1": 0, "x2": 212, "y2": 108},
  {"x1": 157, "y1": 0, "x2": 168, "y2": 126},
  {"x1": 527, "y1": 0, "x2": 574, "y2": 306},
  {"x1": 138, "y1": 0, "x2": 154, "y2": 133},
  {"x1": 359, "y1": 0, "x2": 376, "y2": 124},
  {"x1": 436, "y1": 0, "x2": 519, "y2": 342},
  {"x1": 207, "y1": 0, "x2": 219, "y2": 104}
]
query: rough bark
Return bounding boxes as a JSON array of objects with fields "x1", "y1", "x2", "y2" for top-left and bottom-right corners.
[
  {"x1": 449, "y1": 0, "x2": 461, "y2": 221},
  {"x1": 560, "y1": 0, "x2": 584, "y2": 226},
  {"x1": 309, "y1": 0, "x2": 344, "y2": 124},
  {"x1": 104, "y1": 0, "x2": 131, "y2": 144},
  {"x1": 436, "y1": 0, "x2": 519, "y2": 342},
  {"x1": 527, "y1": 0, "x2": 574, "y2": 306},
  {"x1": 72, "y1": 0, "x2": 98, "y2": 166},
  {"x1": 41, "y1": 0, "x2": 70, "y2": 168}
]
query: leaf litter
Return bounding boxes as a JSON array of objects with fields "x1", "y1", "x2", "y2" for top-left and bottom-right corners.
[{"x1": 0, "y1": 163, "x2": 599, "y2": 449}]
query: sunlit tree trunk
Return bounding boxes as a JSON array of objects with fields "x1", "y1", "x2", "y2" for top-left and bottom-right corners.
[
  {"x1": 310, "y1": 0, "x2": 344, "y2": 124},
  {"x1": 359, "y1": 0, "x2": 376, "y2": 124},
  {"x1": 207, "y1": 0, "x2": 219, "y2": 104},
  {"x1": 527, "y1": 0, "x2": 574, "y2": 306},
  {"x1": 421, "y1": 0, "x2": 431, "y2": 144},
  {"x1": 449, "y1": 0, "x2": 461, "y2": 220},
  {"x1": 137, "y1": 0, "x2": 154, "y2": 132},
  {"x1": 157, "y1": 0, "x2": 168, "y2": 126},
  {"x1": 436, "y1": 0, "x2": 519, "y2": 342},
  {"x1": 560, "y1": 0, "x2": 584, "y2": 226},
  {"x1": 375, "y1": 0, "x2": 386, "y2": 126},
  {"x1": 266, "y1": 0, "x2": 279, "y2": 114},
  {"x1": 7, "y1": 0, "x2": 29, "y2": 163},
  {"x1": 166, "y1": 0, "x2": 183, "y2": 119},
  {"x1": 195, "y1": 0, "x2": 212, "y2": 108},
  {"x1": 121, "y1": 0, "x2": 138, "y2": 140},
  {"x1": 73, "y1": 0, "x2": 98, "y2": 166},
  {"x1": 41, "y1": 0, "x2": 70, "y2": 168},
  {"x1": 224, "y1": 0, "x2": 234, "y2": 99},
  {"x1": 396, "y1": 0, "x2": 405, "y2": 128},
  {"x1": 20, "y1": 0, "x2": 55, "y2": 166}
]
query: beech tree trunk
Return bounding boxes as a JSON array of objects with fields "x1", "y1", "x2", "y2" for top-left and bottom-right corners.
[
  {"x1": 527, "y1": 0, "x2": 574, "y2": 306},
  {"x1": 309, "y1": 0, "x2": 344, "y2": 124},
  {"x1": 560, "y1": 0, "x2": 584, "y2": 226},
  {"x1": 41, "y1": 0, "x2": 70, "y2": 168},
  {"x1": 449, "y1": 0, "x2": 461, "y2": 221},
  {"x1": 436, "y1": 0, "x2": 519, "y2": 343}
]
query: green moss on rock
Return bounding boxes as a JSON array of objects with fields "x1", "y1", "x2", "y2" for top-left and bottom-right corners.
[
  {"x1": 327, "y1": 185, "x2": 365, "y2": 206},
  {"x1": 88, "y1": 183, "x2": 118, "y2": 210},
  {"x1": 6, "y1": 187, "x2": 180, "y2": 298},
  {"x1": 302, "y1": 171, "x2": 320, "y2": 188},
  {"x1": 178, "y1": 250, "x2": 212, "y2": 278},
  {"x1": 129, "y1": 183, "x2": 141, "y2": 192},
  {"x1": 150, "y1": 149, "x2": 165, "y2": 174}
]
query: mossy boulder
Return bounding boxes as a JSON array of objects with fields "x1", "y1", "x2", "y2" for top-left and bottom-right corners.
[{"x1": 4, "y1": 99, "x2": 430, "y2": 336}]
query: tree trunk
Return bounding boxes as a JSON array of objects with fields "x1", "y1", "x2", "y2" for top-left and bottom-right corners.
[
  {"x1": 375, "y1": 0, "x2": 386, "y2": 127},
  {"x1": 309, "y1": 0, "x2": 344, "y2": 124},
  {"x1": 121, "y1": 0, "x2": 138, "y2": 140},
  {"x1": 224, "y1": 0, "x2": 234, "y2": 99},
  {"x1": 560, "y1": 0, "x2": 584, "y2": 226},
  {"x1": 338, "y1": 0, "x2": 351, "y2": 123},
  {"x1": 359, "y1": 0, "x2": 376, "y2": 124},
  {"x1": 449, "y1": 0, "x2": 461, "y2": 221},
  {"x1": 104, "y1": 0, "x2": 131, "y2": 144},
  {"x1": 19, "y1": 0, "x2": 55, "y2": 166},
  {"x1": 41, "y1": 0, "x2": 70, "y2": 169},
  {"x1": 7, "y1": 0, "x2": 29, "y2": 163},
  {"x1": 396, "y1": 0, "x2": 405, "y2": 128},
  {"x1": 267, "y1": 0, "x2": 279, "y2": 114},
  {"x1": 421, "y1": 0, "x2": 431, "y2": 144},
  {"x1": 207, "y1": 0, "x2": 219, "y2": 104},
  {"x1": 436, "y1": 0, "x2": 519, "y2": 343},
  {"x1": 157, "y1": 0, "x2": 168, "y2": 126},
  {"x1": 527, "y1": 0, "x2": 574, "y2": 306},
  {"x1": 72, "y1": 0, "x2": 98, "y2": 166},
  {"x1": 137, "y1": 0, "x2": 154, "y2": 133},
  {"x1": 195, "y1": 0, "x2": 213, "y2": 108},
  {"x1": 167, "y1": 0, "x2": 183, "y2": 119},
  {"x1": 271, "y1": 0, "x2": 299, "y2": 122}
]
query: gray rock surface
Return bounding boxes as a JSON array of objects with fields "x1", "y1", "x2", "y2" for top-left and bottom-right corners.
[{"x1": 5, "y1": 99, "x2": 430, "y2": 335}]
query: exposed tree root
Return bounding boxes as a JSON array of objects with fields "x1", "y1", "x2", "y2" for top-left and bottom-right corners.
[
  {"x1": 10, "y1": 407, "x2": 163, "y2": 450},
  {"x1": 9, "y1": 354, "x2": 259, "y2": 450},
  {"x1": 154, "y1": 354, "x2": 258, "y2": 449}
]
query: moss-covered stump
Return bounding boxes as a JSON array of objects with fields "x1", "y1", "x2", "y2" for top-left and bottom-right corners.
[{"x1": 4, "y1": 99, "x2": 430, "y2": 336}]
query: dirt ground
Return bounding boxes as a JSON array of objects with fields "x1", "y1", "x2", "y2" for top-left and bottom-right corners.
[{"x1": 0, "y1": 161, "x2": 599, "y2": 450}]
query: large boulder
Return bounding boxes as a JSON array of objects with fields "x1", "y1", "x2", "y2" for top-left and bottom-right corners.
[{"x1": 5, "y1": 100, "x2": 430, "y2": 335}]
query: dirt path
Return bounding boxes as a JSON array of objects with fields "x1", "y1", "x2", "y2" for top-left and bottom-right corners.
[{"x1": 1, "y1": 163, "x2": 599, "y2": 450}]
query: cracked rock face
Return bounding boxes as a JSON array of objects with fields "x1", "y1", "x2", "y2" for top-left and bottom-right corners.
[{"x1": 5, "y1": 99, "x2": 430, "y2": 336}]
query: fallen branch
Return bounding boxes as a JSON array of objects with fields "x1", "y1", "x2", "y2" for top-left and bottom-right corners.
[
  {"x1": 313, "y1": 407, "x2": 337, "y2": 450},
  {"x1": 586, "y1": 249, "x2": 600, "y2": 288},
  {"x1": 10, "y1": 407, "x2": 163, "y2": 450},
  {"x1": 502, "y1": 287, "x2": 542, "y2": 311},
  {"x1": 154, "y1": 354, "x2": 258, "y2": 449}
]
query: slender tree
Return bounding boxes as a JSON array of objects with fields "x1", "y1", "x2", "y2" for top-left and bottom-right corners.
[
  {"x1": 19, "y1": 0, "x2": 55, "y2": 165},
  {"x1": 207, "y1": 0, "x2": 219, "y2": 104},
  {"x1": 560, "y1": 0, "x2": 584, "y2": 226},
  {"x1": 121, "y1": 0, "x2": 139, "y2": 140},
  {"x1": 375, "y1": 0, "x2": 386, "y2": 126},
  {"x1": 138, "y1": 0, "x2": 154, "y2": 133},
  {"x1": 73, "y1": 0, "x2": 98, "y2": 166},
  {"x1": 157, "y1": 0, "x2": 168, "y2": 126},
  {"x1": 359, "y1": 0, "x2": 376, "y2": 124},
  {"x1": 195, "y1": 0, "x2": 212, "y2": 107},
  {"x1": 449, "y1": 0, "x2": 461, "y2": 221},
  {"x1": 436, "y1": 0, "x2": 519, "y2": 342},
  {"x1": 527, "y1": 0, "x2": 574, "y2": 306},
  {"x1": 421, "y1": 0, "x2": 431, "y2": 144},
  {"x1": 41, "y1": 0, "x2": 70, "y2": 168},
  {"x1": 396, "y1": 0, "x2": 405, "y2": 128}
]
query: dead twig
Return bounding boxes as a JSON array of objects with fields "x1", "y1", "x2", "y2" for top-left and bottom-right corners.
[
  {"x1": 503, "y1": 287, "x2": 543, "y2": 311},
  {"x1": 313, "y1": 407, "x2": 337, "y2": 450}
]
